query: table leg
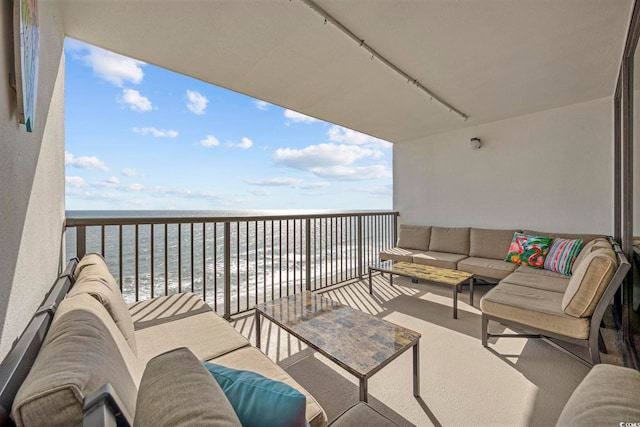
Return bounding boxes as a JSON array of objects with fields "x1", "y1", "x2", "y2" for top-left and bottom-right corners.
[
  {"x1": 369, "y1": 269, "x2": 373, "y2": 294},
  {"x1": 255, "y1": 310, "x2": 261, "y2": 349},
  {"x1": 453, "y1": 285, "x2": 458, "y2": 319},
  {"x1": 413, "y1": 341, "x2": 420, "y2": 397},
  {"x1": 469, "y1": 277, "x2": 474, "y2": 307},
  {"x1": 390, "y1": 274, "x2": 394, "y2": 286},
  {"x1": 359, "y1": 377, "x2": 368, "y2": 403}
]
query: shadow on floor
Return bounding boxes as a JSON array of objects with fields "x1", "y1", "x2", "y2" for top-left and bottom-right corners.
[{"x1": 280, "y1": 349, "x2": 421, "y2": 426}]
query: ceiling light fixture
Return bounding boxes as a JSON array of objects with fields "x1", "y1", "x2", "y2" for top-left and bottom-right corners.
[{"x1": 297, "y1": 0, "x2": 468, "y2": 121}]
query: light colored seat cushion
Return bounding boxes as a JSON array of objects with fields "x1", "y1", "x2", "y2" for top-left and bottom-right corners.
[
  {"x1": 516, "y1": 265, "x2": 568, "y2": 279},
  {"x1": 480, "y1": 283, "x2": 590, "y2": 339},
  {"x1": 572, "y1": 238, "x2": 612, "y2": 273},
  {"x1": 379, "y1": 247, "x2": 426, "y2": 263},
  {"x1": 396, "y1": 225, "x2": 430, "y2": 251},
  {"x1": 429, "y1": 227, "x2": 470, "y2": 255},
  {"x1": 134, "y1": 310, "x2": 250, "y2": 364},
  {"x1": 128, "y1": 292, "x2": 216, "y2": 329},
  {"x1": 556, "y1": 364, "x2": 640, "y2": 427},
  {"x1": 135, "y1": 347, "x2": 241, "y2": 427},
  {"x1": 69, "y1": 254, "x2": 137, "y2": 354},
  {"x1": 211, "y1": 346, "x2": 327, "y2": 427},
  {"x1": 457, "y1": 257, "x2": 517, "y2": 280},
  {"x1": 501, "y1": 271, "x2": 570, "y2": 293},
  {"x1": 413, "y1": 251, "x2": 467, "y2": 270},
  {"x1": 12, "y1": 294, "x2": 143, "y2": 427},
  {"x1": 469, "y1": 228, "x2": 520, "y2": 260},
  {"x1": 562, "y1": 248, "x2": 617, "y2": 318}
]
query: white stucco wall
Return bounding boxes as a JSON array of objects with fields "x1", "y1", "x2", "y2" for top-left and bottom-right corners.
[
  {"x1": 394, "y1": 97, "x2": 613, "y2": 234},
  {"x1": 0, "y1": 1, "x2": 65, "y2": 359}
]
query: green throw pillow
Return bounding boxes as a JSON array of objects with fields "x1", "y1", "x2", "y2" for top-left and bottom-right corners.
[
  {"x1": 505, "y1": 232, "x2": 553, "y2": 269},
  {"x1": 202, "y1": 362, "x2": 308, "y2": 427}
]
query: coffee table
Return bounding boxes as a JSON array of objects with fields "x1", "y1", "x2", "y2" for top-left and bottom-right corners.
[
  {"x1": 254, "y1": 291, "x2": 421, "y2": 403},
  {"x1": 368, "y1": 260, "x2": 474, "y2": 319}
]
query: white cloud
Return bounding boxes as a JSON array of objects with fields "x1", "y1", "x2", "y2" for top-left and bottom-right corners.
[
  {"x1": 284, "y1": 109, "x2": 319, "y2": 124},
  {"x1": 65, "y1": 176, "x2": 87, "y2": 187},
  {"x1": 253, "y1": 100, "x2": 270, "y2": 110},
  {"x1": 65, "y1": 152, "x2": 108, "y2": 172},
  {"x1": 200, "y1": 135, "x2": 220, "y2": 147},
  {"x1": 327, "y1": 125, "x2": 392, "y2": 149},
  {"x1": 354, "y1": 184, "x2": 393, "y2": 196},
  {"x1": 121, "y1": 168, "x2": 140, "y2": 177},
  {"x1": 133, "y1": 127, "x2": 179, "y2": 138},
  {"x1": 250, "y1": 189, "x2": 271, "y2": 196},
  {"x1": 106, "y1": 176, "x2": 120, "y2": 185},
  {"x1": 67, "y1": 40, "x2": 145, "y2": 87},
  {"x1": 273, "y1": 143, "x2": 382, "y2": 170},
  {"x1": 186, "y1": 90, "x2": 208, "y2": 114},
  {"x1": 118, "y1": 89, "x2": 152, "y2": 112},
  {"x1": 310, "y1": 165, "x2": 391, "y2": 181},
  {"x1": 244, "y1": 177, "x2": 329, "y2": 189},
  {"x1": 228, "y1": 137, "x2": 253, "y2": 149}
]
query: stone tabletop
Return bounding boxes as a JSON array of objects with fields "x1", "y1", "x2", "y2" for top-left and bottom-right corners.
[
  {"x1": 255, "y1": 291, "x2": 420, "y2": 377},
  {"x1": 370, "y1": 260, "x2": 472, "y2": 286}
]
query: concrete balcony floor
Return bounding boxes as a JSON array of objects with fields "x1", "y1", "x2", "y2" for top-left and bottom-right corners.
[{"x1": 230, "y1": 273, "x2": 625, "y2": 426}]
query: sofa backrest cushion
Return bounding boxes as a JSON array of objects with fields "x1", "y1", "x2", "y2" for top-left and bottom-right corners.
[
  {"x1": 135, "y1": 348, "x2": 241, "y2": 427},
  {"x1": 12, "y1": 294, "x2": 143, "y2": 427},
  {"x1": 429, "y1": 227, "x2": 470, "y2": 255},
  {"x1": 562, "y1": 248, "x2": 617, "y2": 318},
  {"x1": 69, "y1": 253, "x2": 138, "y2": 355},
  {"x1": 572, "y1": 238, "x2": 612, "y2": 274},
  {"x1": 523, "y1": 230, "x2": 604, "y2": 245},
  {"x1": 396, "y1": 225, "x2": 430, "y2": 251},
  {"x1": 469, "y1": 228, "x2": 519, "y2": 260}
]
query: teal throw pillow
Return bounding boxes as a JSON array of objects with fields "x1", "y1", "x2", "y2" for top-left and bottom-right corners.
[
  {"x1": 202, "y1": 362, "x2": 308, "y2": 427},
  {"x1": 505, "y1": 232, "x2": 553, "y2": 269}
]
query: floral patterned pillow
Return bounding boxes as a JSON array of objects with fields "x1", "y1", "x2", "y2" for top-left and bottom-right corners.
[{"x1": 505, "y1": 232, "x2": 553, "y2": 269}]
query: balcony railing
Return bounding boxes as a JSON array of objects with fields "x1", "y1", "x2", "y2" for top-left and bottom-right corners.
[{"x1": 65, "y1": 211, "x2": 398, "y2": 319}]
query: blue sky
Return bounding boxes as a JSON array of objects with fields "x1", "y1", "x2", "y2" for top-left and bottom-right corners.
[{"x1": 64, "y1": 39, "x2": 393, "y2": 211}]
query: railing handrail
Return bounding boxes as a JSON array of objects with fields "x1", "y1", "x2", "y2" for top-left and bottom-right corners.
[{"x1": 65, "y1": 211, "x2": 399, "y2": 227}]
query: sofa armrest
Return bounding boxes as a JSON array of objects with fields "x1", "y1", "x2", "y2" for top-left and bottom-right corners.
[{"x1": 83, "y1": 383, "x2": 131, "y2": 427}]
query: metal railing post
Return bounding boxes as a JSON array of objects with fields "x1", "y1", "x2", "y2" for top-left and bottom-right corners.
[
  {"x1": 76, "y1": 226, "x2": 86, "y2": 259},
  {"x1": 305, "y1": 218, "x2": 311, "y2": 291},
  {"x1": 357, "y1": 216, "x2": 363, "y2": 278},
  {"x1": 224, "y1": 222, "x2": 231, "y2": 320}
]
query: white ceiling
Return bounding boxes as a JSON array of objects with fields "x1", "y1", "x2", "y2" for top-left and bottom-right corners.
[{"x1": 58, "y1": 0, "x2": 632, "y2": 143}]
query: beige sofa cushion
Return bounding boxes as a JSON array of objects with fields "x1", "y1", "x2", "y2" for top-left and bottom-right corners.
[
  {"x1": 128, "y1": 292, "x2": 216, "y2": 328},
  {"x1": 469, "y1": 228, "x2": 519, "y2": 260},
  {"x1": 457, "y1": 257, "x2": 517, "y2": 280},
  {"x1": 379, "y1": 247, "x2": 426, "y2": 263},
  {"x1": 429, "y1": 227, "x2": 470, "y2": 255},
  {"x1": 68, "y1": 265, "x2": 138, "y2": 353},
  {"x1": 523, "y1": 230, "x2": 604, "y2": 245},
  {"x1": 572, "y1": 238, "x2": 611, "y2": 273},
  {"x1": 212, "y1": 346, "x2": 327, "y2": 427},
  {"x1": 396, "y1": 225, "x2": 430, "y2": 251},
  {"x1": 413, "y1": 251, "x2": 467, "y2": 270},
  {"x1": 556, "y1": 364, "x2": 640, "y2": 427},
  {"x1": 134, "y1": 310, "x2": 250, "y2": 364},
  {"x1": 135, "y1": 347, "x2": 241, "y2": 427},
  {"x1": 515, "y1": 265, "x2": 568, "y2": 279},
  {"x1": 501, "y1": 271, "x2": 570, "y2": 293},
  {"x1": 12, "y1": 294, "x2": 143, "y2": 427},
  {"x1": 480, "y1": 283, "x2": 590, "y2": 339},
  {"x1": 562, "y1": 248, "x2": 617, "y2": 318}
]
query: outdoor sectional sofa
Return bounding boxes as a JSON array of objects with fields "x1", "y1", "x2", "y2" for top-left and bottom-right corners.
[
  {"x1": 379, "y1": 225, "x2": 630, "y2": 365},
  {"x1": 0, "y1": 254, "x2": 329, "y2": 427}
]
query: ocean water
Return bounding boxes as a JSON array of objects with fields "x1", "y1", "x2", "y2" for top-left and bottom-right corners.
[{"x1": 66, "y1": 210, "x2": 394, "y2": 314}]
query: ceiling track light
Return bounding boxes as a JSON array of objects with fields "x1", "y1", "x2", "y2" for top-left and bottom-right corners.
[{"x1": 297, "y1": 0, "x2": 468, "y2": 121}]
